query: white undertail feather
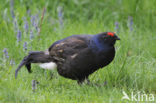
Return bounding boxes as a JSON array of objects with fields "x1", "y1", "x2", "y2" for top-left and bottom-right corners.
[
  {"x1": 39, "y1": 50, "x2": 57, "y2": 70},
  {"x1": 39, "y1": 62, "x2": 57, "y2": 70}
]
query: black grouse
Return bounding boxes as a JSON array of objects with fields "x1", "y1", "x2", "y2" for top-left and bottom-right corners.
[{"x1": 15, "y1": 32, "x2": 120, "y2": 84}]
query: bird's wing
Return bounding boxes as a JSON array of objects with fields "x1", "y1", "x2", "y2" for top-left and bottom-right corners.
[{"x1": 48, "y1": 35, "x2": 90, "y2": 61}]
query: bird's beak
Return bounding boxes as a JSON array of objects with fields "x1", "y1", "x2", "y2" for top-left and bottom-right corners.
[{"x1": 115, "y1": 36, "x2": 120, "y2": 40}]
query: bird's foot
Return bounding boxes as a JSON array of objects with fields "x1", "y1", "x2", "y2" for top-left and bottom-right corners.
[{"x1": 77, "y1": 78, "x2": 91, "y2": 85}]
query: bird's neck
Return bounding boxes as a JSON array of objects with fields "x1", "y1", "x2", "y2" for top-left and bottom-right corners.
[{"x1": 90, "y1": 35, "x2": 114, "y2": 52}]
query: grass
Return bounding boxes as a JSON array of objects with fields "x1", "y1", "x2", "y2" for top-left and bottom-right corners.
[{"x1": 0, "y1": 0, "x2": 156, "y2": 103}]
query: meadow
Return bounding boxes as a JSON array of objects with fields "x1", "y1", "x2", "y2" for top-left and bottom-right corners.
[{"x1": 0, "y1": 0, "x2": 156, "y2": 103}]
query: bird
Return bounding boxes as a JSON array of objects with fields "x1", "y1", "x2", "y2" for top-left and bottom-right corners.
[{"x1": 15, "y1": 32, "x2": 120, "y2": 84}]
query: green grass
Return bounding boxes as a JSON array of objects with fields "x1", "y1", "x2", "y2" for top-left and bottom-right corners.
[{"x1": 0, "y1": 0, "x2": 156, "y2": 103}]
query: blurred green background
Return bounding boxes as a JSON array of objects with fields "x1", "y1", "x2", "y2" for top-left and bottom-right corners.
[{"x1": 0, "y1": 0, "x2": 156, "y2": 103}]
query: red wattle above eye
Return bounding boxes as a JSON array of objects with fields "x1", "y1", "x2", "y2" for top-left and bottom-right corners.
[{"x1": 107, "y1": 32, "x2": 114, "y2": 37}]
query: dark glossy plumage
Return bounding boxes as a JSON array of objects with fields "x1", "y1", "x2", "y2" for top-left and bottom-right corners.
[{"x1": 15, "y1": 32, "x2": 120, "y2": 84}]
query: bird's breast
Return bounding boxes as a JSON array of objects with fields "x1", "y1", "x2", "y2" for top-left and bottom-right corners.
[{"x1": 95, "y1": 47, "x2": 115, "y2": 67}]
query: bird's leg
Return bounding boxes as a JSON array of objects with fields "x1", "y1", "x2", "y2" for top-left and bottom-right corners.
[
  {"x1": 77, "y1": 78, "x2": 90, "y2": 85},
  {"x1": 77, "y1": 79, "x2": 85, "y2": 85}
]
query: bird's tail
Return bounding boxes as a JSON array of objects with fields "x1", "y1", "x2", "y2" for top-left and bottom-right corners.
[{"x1": 15, "y1": 50, "x2": 53, "y2": 79}]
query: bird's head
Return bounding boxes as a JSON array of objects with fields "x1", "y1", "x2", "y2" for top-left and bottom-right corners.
[{"x1": 98, "y1": 32, "x2": 120, "y2": 46}]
